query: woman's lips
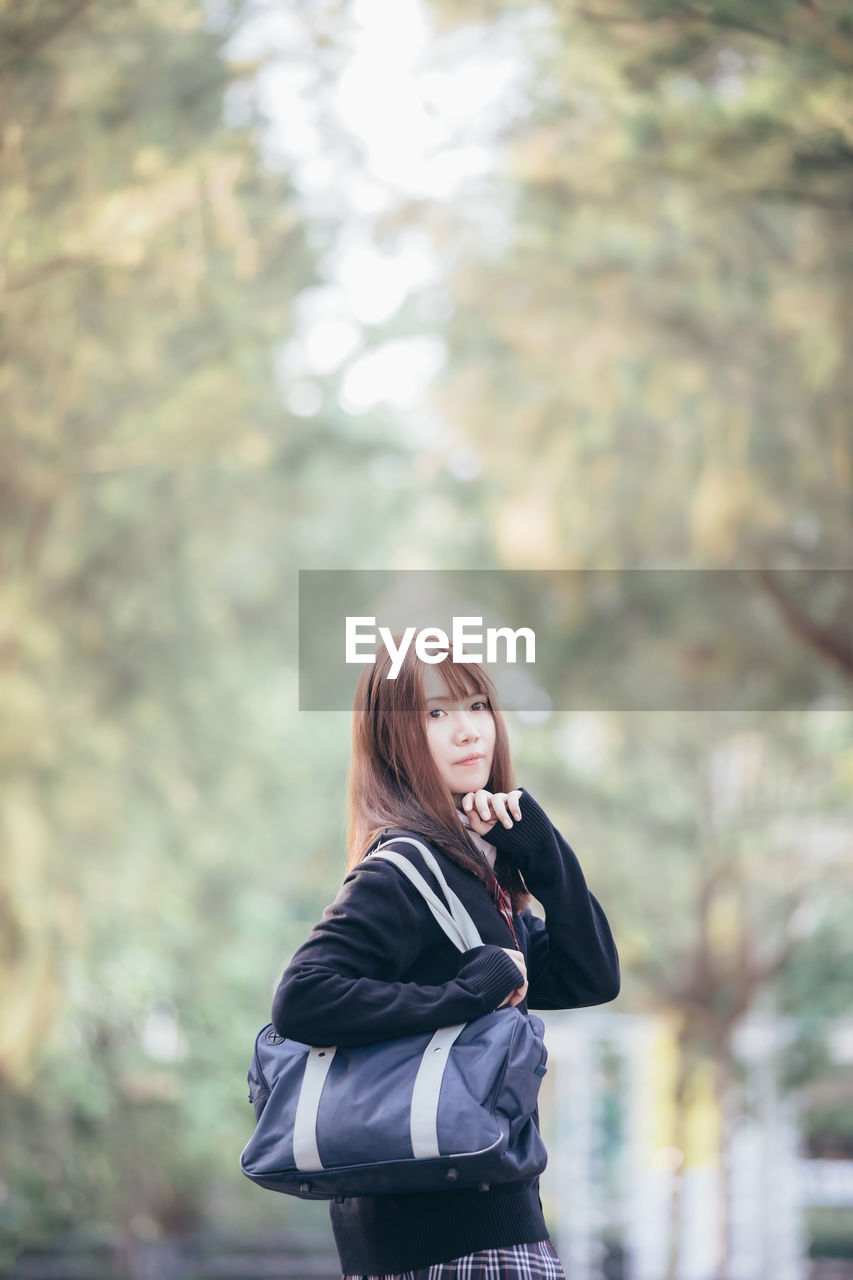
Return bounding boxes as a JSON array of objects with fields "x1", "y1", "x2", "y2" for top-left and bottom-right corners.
[{"x1": 456, "y1": 755, "x2": 484, "y2": 765}]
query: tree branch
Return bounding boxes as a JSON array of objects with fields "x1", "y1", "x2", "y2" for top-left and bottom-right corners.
[
  {"x1": 3, "y1": 255, "x2": 99, "y2": 294},
  {"x1": 575, "y1": 1, "x2": 790, "y2": 47},
  {"x1": 0, "y1": 1, "x2": 91, "y2": 71},
  {"x1": 755, "y1": 568, "x2": 853, "y2": 680}
]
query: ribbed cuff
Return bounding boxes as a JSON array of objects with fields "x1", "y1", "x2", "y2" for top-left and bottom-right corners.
[
  {"x1": 456, "y1": 944, "x2": 525, "y2": 1009},
  {"x1": 483, "y1": 788, "x2": 552, "y2": 871}
]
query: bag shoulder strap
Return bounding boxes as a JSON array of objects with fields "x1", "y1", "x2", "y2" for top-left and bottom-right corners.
[{"x1": 368, "y1": 836, "x2": 483, "y2": 954}]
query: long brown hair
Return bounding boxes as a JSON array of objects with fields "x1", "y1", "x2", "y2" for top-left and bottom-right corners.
[{"x1": 346, "y1": 639, "x2": 530, "y2": 913}]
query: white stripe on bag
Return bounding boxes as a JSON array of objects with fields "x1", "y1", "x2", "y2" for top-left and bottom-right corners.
[
  {"x1": 293, "y1": 1044, "x2": 336, "y2": 1170},
  {"x1": 410, "y1": 1024, "x2": 466, "y2": 1159}
]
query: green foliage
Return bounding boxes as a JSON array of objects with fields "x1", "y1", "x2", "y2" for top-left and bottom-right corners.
[
  {"x1": 808, "y1": 1207, "x2": 853, "y2": 1259},
  {"x1": 518, "y1": 709, "x2": 853, "y2": 1032},
  {"x1": 3, "y1": 0, "x2": 853, "y2": 1256},
  {"x1": 0, "y1": 0, "x2": 385, "y2": 1249},
  {"x1": 422, "y1": 0, "x2": 853, "y2": 568}
]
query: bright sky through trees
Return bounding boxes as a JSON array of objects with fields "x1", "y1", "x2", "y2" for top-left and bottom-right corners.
[{"x1": 224, "y1": 0, "x2": 530, "y2": 419}]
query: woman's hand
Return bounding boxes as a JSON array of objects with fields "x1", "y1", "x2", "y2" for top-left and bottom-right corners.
[
  {"x1": 497, "y1": 948, "x2": 528, "y2": 1008},
  {"x1": 461, "y1": 788, "x2": 523, "y2": 836}
]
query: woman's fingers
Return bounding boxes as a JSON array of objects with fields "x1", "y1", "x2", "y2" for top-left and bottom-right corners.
[
  {"x1": 498, "y1": 983, "x2": 528, "y2": 1007},
  {"x1": 474, "y1": 788, "x2": 492, "y2": 822},
  {"x1": 491, "y1": 793, "x2": 512, "y2": 829},
  {"x1": 498, "y1": 979, "x2": 529, "y2": 1008},
  {"x1": 461, "y1": 789, "x2": 523, "y2": 831}
]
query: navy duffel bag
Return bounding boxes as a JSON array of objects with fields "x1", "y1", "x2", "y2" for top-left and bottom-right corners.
[{"x1": 240, "y1": 837, "x2": 549, "y2": 1199}]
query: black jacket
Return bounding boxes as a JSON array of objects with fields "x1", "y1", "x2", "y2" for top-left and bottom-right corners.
[{"x1": 272, "y1": 787, "x2": 620, "y2": 1273}]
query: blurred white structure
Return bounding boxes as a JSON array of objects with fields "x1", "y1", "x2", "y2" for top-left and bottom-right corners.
[{"x1": 538, "y1": 1010, "x2": 834, "y2": 1280}]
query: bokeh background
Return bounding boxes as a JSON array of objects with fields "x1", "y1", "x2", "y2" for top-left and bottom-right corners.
[{"x1": 2, "y1": 1, "x2": 853, "y2": 1277}]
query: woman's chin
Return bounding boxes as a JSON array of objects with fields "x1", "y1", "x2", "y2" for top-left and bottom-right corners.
[{"x1": 451, "y1": 768, "x2": 489, "y2": 796}]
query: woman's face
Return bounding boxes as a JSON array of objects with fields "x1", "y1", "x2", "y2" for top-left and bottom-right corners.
[{"x1": 421, "y1": 664, "x2": 496, "y2": 805}]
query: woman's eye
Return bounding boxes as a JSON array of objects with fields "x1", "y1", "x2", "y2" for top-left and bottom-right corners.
[{"x1": 427, "y1": 701, "x2": 488, "y2": 718}]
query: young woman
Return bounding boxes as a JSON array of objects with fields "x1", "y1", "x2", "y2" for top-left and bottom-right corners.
[{"x1": 272, "y1": 641, "x2": 620, "y2": 1279}]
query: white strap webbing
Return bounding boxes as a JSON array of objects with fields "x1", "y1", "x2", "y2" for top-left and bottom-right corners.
[
  {"x1": 369, "y1": 835, "x2": 483, "y2": 953},
  {"x1": 293, "y1": 1044, "x2": 336, "y2": 1171},
  {"x1": 369, "y1": 850, "x2": 477, "y2": 953},
  {"x1": 409, "y1": 1023, "x2": 467, "y2": 1158}
]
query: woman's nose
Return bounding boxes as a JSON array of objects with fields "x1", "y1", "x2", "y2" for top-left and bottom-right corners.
[{"x1": 455, "y1": 714, "x2": 479, "y2": 742}]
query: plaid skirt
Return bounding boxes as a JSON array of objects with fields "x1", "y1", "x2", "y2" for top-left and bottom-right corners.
[{"x1": 343, "y1": 1238, "x2": 566, "y2": 1280}]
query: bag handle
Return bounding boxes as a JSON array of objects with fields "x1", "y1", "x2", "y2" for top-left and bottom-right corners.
[{"x1": 368, "y1": 837, "x2": 483, "y2": 953}]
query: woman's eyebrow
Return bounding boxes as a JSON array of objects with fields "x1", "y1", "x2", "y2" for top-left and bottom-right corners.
[{"x1": 425, "y1": 691, "x2": 485, "y2": 704}]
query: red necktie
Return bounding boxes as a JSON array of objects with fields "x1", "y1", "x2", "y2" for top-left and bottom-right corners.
[{"x1": 489, "y1": 876, "x2": 519, "y2": 949}]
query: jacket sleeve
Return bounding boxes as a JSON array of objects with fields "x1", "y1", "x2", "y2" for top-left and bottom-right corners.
[
  {"x1": 271, "y1": 851, "x2": 526, "y2": 1048},
  {"x1": 484, "y1": 788, "x2": 621, "y2": 1009}
]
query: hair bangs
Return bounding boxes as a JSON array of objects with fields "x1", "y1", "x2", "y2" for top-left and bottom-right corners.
[{"x1": 345, "y1": 639, "x2": 529, "y2": 913}]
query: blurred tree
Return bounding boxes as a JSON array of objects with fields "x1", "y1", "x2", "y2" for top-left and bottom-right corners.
[
  {"x1": 415, "y1": 0, "x2": 853, "y2": 590},
  {"x1": 0, "y1": 0, "x2": 433, "y2": 1250},
  {"x1": 4, "y1": 0, "x2": 853, "y2": 1262},
  {"x1": 519, "y1": 706, "x2": 853, "y2": 1276}
]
